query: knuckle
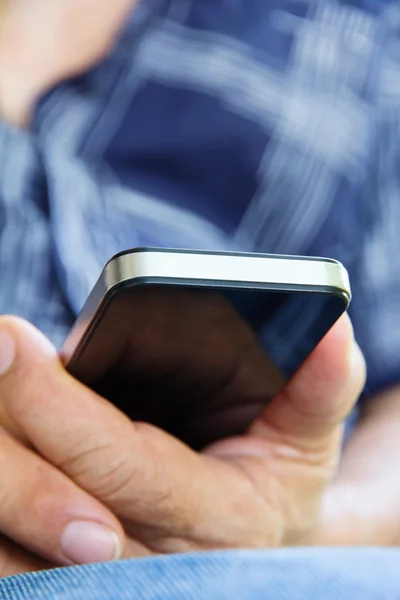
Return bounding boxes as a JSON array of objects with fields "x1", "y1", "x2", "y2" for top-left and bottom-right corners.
[
  {"x1": 59, "y1": 441, "x2": 141, "y2": 505},
  {"x1": 86, "y1": 459, "x2": 137, "y2": 504}
]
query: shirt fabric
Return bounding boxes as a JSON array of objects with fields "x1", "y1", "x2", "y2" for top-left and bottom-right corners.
[{"x1": 0, "y1": 0, "x2": 399, "y2": 397}]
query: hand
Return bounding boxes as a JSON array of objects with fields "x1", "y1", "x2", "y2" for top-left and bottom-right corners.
[
  {"x1": 0, "y1": 313, "x2": 365, "y2": 577},
  {"x1": 0, "y1": 0, "x2": 137, "y2": 125}
]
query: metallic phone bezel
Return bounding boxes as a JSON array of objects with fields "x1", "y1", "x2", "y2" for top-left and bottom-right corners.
[{"x1": 63, "y1": 248, "x2": 351, "y2": 368}]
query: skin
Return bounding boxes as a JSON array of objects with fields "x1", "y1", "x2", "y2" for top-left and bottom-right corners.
[
  {"x1": 0, "y1": 0, "x2": 136, "y2": 125},
  {"x1": 305, "y1": 388, "x2": 400, "y2": 546},
  {"x1": 0, "y1": 315, "x2": 364, "y2": 577},
  {"x1": 0, "y1": 0, "x2": 398, "y2": 578}
]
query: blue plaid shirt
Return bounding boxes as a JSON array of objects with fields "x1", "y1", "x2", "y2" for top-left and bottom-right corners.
[{"x1": 0, "y1": 0, "x2": 399, "y2": 398}]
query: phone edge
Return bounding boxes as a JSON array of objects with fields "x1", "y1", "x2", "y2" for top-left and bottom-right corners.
[{"x1": 62, "y1": 248, "x2": 351, "y2": 369}]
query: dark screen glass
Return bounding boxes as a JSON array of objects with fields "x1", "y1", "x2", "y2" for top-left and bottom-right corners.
[{"x1": 67, "y1": 284, "x2": 346, "y2": 449}]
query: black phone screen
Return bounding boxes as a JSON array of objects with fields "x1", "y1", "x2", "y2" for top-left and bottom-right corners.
[{"x1": 66, "y1": 284, "x2": 346, "y2": 449}]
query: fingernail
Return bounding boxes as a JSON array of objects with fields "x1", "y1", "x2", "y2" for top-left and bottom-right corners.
[
  {"x1": 0, "y1": 328, "x2": 15, "y2": 375},
  {"x1": 61, "y1": 521, "x2": 121, "y2": 565}
]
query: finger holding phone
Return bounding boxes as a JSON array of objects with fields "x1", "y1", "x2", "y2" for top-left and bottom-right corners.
[{"x1": 0, "y1": 250, "x2": 365, "y2": 577}]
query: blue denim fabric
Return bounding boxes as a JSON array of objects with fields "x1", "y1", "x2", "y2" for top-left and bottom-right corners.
[{"x1": 0, "y1": 549, "x2": 399, "y2": 599}]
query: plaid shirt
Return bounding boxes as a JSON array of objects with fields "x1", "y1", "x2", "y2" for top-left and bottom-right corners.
[{"x1": 0, "y1": 0, "x2": 399, "y2": 397}]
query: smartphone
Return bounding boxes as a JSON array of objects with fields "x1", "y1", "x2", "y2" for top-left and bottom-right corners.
[{"x1": 62, "y1": 248, "x2": 351, "y2": 449}]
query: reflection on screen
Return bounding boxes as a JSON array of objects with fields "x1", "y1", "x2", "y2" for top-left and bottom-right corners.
[{"x1": 68, "y1": 285, "x2": 346, "y2": 449}]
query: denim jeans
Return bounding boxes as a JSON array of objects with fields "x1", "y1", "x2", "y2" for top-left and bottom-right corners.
[{"x1": 0, "y1": 549, "x2": 399, "y2": 599}]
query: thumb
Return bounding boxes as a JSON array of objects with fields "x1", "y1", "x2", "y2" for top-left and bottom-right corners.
[{"x1": 250, "y1": 314, "x2": 366, "y2": 444}]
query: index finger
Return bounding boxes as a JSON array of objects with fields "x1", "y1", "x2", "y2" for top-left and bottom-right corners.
[
  {"x1": 0, "y1": 317, "x2": 282, "y2": 549},
  {"x1": 0, "y1": 318, "x2": 219, "y2": 529}
]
